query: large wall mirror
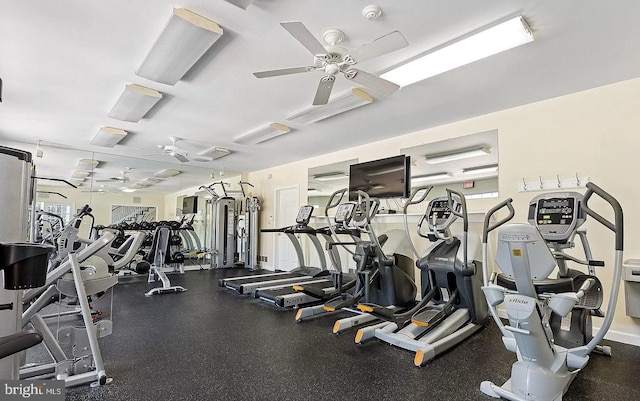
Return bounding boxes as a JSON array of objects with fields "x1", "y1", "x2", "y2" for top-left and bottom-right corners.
[
  {"x1": 403, "y1": 129, "x2": 499, "y2": 199},
  {"x1": 307, "y1": 159, "x2": 358, "y2": 212},
  {"x1": 22, "y1": 141, "x2": 239, "y2": 249}
]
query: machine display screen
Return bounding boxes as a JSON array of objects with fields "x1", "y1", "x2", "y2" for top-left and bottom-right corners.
[
  {"x1": 536, "y1": 198, "x2": 575, "y2": 226},
  {"x1": 429, "y1": 199, "x2": 452, "y2": 221},
  {"x1": 334, "y1": 203, "x2": 355, "y2": 224},
  {"x1": 296, "y1": 205, "x2": 314, "y2": 225}
]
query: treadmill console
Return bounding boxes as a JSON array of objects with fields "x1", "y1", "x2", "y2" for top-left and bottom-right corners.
[
  {"x1": 334, "y1": 202, "x2": 356, "y2": 225},
  {"x1": 426, "y1": 196, "x2": 460, "y2": 232},
  {"x1": 295, "y1": 205, "x2": 314, "y2": 226},
  {"x1": 528, "y1": 192, "x2": 585, "y2": 242}
]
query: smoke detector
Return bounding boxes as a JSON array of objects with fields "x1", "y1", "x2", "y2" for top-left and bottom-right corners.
[{"x1": 362, "y1": 5, "x2": 382, "y2": 21}]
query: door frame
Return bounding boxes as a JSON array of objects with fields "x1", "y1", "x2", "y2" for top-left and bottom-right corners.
[{"x1": 272, "y1": 184, "x2": 300, "y2": 271}]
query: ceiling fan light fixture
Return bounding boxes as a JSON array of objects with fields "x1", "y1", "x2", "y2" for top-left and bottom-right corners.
[
  {"x1": 136, "y1": 8, "x2": 224, "y2": 85},
  {"x1": 286, "y1": 88, "x2": 373, "y2": 125},
  {"x1": 232, "y1": 123, "x2": 291, "y2": 145},
  {"x1": 223, "y1": 0, "x2": 254, "y2": 10},
  {"x1": 90, "y1": 127, "x2": 128, "y2": 148},
  {"x1": 108, "y1": 84, "x2": 162, "y2": 122},
  {"x1": 425, "y1": 147, "x2": 491, "y2": 164},
  {"x1": 381, "y1": 16, "x2": 533, "y2": 87}
]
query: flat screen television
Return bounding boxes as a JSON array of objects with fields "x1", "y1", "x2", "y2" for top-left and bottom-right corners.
[
  {"x1": 348, "y1": 155, "x2": 411, "y2": 201},
  {"x1": 182, "y1": 196, "x2": 198, "y2": 215}
]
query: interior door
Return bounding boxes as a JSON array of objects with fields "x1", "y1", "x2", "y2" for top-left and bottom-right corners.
[{"x1": 274, "y1": 186, "x2": 299, "y2": 271}]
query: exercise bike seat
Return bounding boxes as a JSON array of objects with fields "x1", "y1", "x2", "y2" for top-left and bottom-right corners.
[{"x1": 496, "y1": 273, "x2": 573, "y2": 295}]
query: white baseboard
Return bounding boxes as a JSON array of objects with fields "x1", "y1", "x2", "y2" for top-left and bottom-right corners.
[{"x1": 496, "y1": 309, "x2": 640, "y2": 346}]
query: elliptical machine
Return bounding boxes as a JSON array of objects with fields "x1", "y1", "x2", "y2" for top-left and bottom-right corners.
[
  {"x1": 480, "y1": 183, "x2": 623, "y2": 401},
  {"x1": 354, "y1": 187, "x2": 488, "y2": 366},
  {"x1": 325, "y1": 190, "x2": 417, "y2": 333}
]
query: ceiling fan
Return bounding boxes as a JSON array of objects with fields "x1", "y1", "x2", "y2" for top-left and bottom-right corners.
[
  {"x1": 253, "y1": 22, "x2": 409, "y2": 105},
  {"x1": 96, "y1": 170, "x2": 130, "y2": 183},
  {"x1": 155, "y1": 136, "x2": 213, "y2": 163}
]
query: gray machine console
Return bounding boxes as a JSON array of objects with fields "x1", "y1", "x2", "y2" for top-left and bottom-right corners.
[
  {"x1": 527, "y1": 192, "x2": 585, "y2": 242},
  {"x1": 426, "y1": 196, "x2": 461, "y2": 232},
  {"x1": 334, "y1": 202, "x2": 356, "y2": 225},
  {"x1": 295, "y1": 205, "x2": 314, "y2": 225},
  {"x1": 352, "y1": 200, "x2": 379, "y2": 228}
]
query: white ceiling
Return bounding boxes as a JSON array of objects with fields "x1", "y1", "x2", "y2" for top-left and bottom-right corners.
[{"x1": 1, "y1": 1, "x2": 639, "y2": 193}]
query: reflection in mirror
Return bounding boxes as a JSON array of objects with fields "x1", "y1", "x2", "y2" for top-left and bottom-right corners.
[
  {"x1": 307, "y1": 159, "x2": 358, "y2": 213},
  {"x1": 401, "y1": 129, "x2": 499, "y2": 199},
  {"x1": 23, "y1": 143, "x2": 239, "y2": 246}
]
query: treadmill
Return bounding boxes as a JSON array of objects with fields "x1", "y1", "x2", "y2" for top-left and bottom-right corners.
[
  {"x1": 218, "y1": 205, "x2": 328, "y2": 295},
  {"x1": 255, "y1": 191, "x2": 361, "y2": 308}
]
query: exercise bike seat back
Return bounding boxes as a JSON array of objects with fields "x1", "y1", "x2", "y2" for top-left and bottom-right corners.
[{"x1": 495, "y1": 224, "x2": 557, "y2": 298}]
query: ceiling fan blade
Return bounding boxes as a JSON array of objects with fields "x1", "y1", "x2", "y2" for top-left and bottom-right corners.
[
  {"x1": 346, "y1": 69, "x2": 399, "y2": 96},
  {"x1": 346, "y1": 31, "x2": 409, "y2": 63},
  {"x1": 312, "y1": 77, "x2": 335, "y2": 105},
  {"x1": 280, "y1": 22, "x2": 328, "y2": 56},
  {"x1": 172, "y1": 152, "x2": 189, "y2": 163},
  {"x1": 253, "y1": 66, "x2": 314, "y2": 78}
]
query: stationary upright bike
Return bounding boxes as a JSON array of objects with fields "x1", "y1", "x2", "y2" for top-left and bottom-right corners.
[{"x1": 480, "y1": 183, "x2": 623, "y2": 401}]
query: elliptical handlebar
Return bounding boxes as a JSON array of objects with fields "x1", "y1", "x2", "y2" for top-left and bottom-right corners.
[
  {"x1": 403, "y1": 186, "x2": 433, "y2": 259},
  {"x1": 482, "y1": 198, "x2": 515, "y2": 244},
  {"x1": 357, "y1": 190, "x2": 373, "y2": 225},
  {"x1": 325, "y1": 188, "x2": 347, "y2": 212},
  {"x1": 446, "y1": 189, "x2": 468, "y2": 232},
  {"x1": 402, "y1": 186, "x2": 433, "y2": 214},
  {"x1": 582, "y1": 182, "x2": 624, "y2": 251}
]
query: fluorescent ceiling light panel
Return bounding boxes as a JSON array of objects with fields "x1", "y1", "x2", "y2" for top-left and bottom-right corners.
[
  {"x1": 307, "y1": 189, "x2": 323, "y2": 196},
  {"x1": 286, "y1": 88, "x2": 373, "y2": 125},
  {"x1": 412, "y1": 172, "x2": 452, "y2": 182},
  {"x1": 90, "y1": 126, "x2": 128, "y2": 147},
  {"x1": 108, "y1": 84, "x2": 162, "y2": 122},
  {"x1": 381, "y1": 16, "x2": 533, "y2": 87},
  {"x1": 71, "y1": 170, "x2": 91, "y2": 179},
  {"x1": 314, "y1": 172, "x2": 348, "y2": 181},
  {"x1": 136, "y1": 8, "x2": 224, "y2": 85},
  {"x1": 232, "y1": 123, "x2": 291, "y2": 145},
  {"x1": 425, "y1": 147, "x2": 491, "y2": 164},
  {"x1": 141, "y1": 177, "x2": 163, "y2": 184},
  {"x1": 122, "y1": 188, "x2": 137, "y2": 193},
  {"x1": 463, "y1": 165, "x2": 499, "y2": 174},
  {"x1": 200, "y1": 146, "x2": 232, "y2": 159},
  {"x1": 154, "y1": 168, "x2": 181, "y2": 178},
  {"x1": 69, "y1": 178, "x2": 85, "y2": 186},
  {"x1": 77, "y1": 158, "x2": 100, "y2": 170}
]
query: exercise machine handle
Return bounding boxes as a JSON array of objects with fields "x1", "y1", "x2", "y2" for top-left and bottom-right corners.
[
  {"x1": 403, "y1": 186, "x2": 432, "y2": 214},
  {"x1": 582, "y1": 182, "x2": 624, "y2": 251},
  {"x1": 482, "y1": 198, "x2": 515, "y2": 243},
  {"x1": 357, "y1": 190, "x2": 373, "y2": 224},
  {"x1": 326, "y1": 188, "x2": 347, "y2": 211},
  {"x1": 446, "y1": 188, "x2": 468, "y2": 233}
]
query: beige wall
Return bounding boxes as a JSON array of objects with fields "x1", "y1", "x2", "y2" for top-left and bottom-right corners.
[{"x1": 248, "y1": 76, "x2": 640, "y2": 343}]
